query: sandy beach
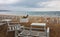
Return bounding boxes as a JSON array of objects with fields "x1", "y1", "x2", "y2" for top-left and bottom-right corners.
[{"x1": 0, "y1": 15, "x2": 60, "y2": 37}]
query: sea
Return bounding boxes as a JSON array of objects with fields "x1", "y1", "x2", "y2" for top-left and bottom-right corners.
[{"x1": 0, "y1": 11, "x2": 60, "y2": 17}]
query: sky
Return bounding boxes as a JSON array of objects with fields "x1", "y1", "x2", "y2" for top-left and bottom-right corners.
[{"x1": 0, "y1": 0, "x2": 60, "y2": 11}]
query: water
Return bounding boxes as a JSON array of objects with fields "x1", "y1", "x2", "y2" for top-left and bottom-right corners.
[{"x1": 0, "y1": 11, "x2": 60, "y2": 17}]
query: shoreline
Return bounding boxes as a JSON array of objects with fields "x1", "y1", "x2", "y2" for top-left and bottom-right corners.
[{"x1": 0, "y1": 14, "x2": 59, "y2": 17}]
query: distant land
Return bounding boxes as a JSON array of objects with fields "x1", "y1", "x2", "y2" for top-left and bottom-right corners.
[{"x1": 0, "y1": 10, "x2": 11, "y2": 12}]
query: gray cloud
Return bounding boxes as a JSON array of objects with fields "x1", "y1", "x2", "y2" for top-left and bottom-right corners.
[
  {"x1": 8, "y1": 0, "x2": 47, "y2": 8},
  {"x1": 0, "y1": 0, "x2": 60, "y2": 11}
]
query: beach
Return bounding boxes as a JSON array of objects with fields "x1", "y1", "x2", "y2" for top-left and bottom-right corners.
[{"x1": 0, "y1": 15, "x2": 60, "y2": 37}]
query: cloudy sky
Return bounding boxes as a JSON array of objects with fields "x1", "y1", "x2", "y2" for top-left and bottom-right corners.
[{"x1": 0, "y1": 0, "x2": 60, "y2": 11}]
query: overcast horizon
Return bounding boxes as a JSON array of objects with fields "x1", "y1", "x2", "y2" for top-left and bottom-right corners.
[{"x1": 0, "y1": 0, "x2": 60, "y2": 11}]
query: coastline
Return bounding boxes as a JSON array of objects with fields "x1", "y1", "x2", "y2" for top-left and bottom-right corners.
[{"x1": 0, "y1": 14, "x2": 60, "y2": 37}]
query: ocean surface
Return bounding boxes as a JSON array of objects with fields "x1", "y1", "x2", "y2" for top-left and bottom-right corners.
[{"x1": 0, "y1": 11, "x2": 60, "y2": 17}]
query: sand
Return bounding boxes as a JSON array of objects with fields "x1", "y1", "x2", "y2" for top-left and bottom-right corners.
[{"x1": 0, "y1": 15, "x2": 60, "y2": 37}]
